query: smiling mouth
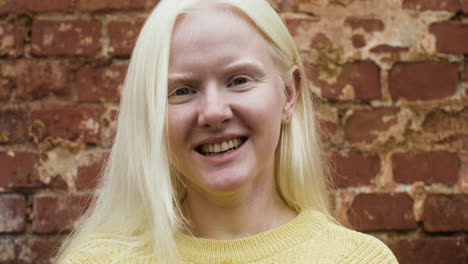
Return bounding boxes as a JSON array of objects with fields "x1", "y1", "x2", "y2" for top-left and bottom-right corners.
[{"x1": 195, "y1": 137, "x2": 248, "y2": 156}]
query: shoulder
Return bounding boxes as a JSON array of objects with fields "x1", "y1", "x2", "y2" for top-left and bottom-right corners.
[
  {"x1": 313, "y1": 221, "x2": 399, "y2": 264},
  {"x1": 58, "y1": 233, "x2": 152, "y2": 264}
]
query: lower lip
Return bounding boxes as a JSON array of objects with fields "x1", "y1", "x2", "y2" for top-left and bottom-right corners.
[{"x1": 197, "y1": 138, "x2": 247, "y2": 164}]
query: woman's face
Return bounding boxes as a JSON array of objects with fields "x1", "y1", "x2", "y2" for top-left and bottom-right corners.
[{"x1": 167, "y1": 6, "x2": 289, "y2": 195}]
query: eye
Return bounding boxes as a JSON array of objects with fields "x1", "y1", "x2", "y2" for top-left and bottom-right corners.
[
  {"x1": 171, "y1": 87, "x2": 195, "y2": 97},
  {"x1": 228, "y1": 76, "x2": 251, "y2": 87}
]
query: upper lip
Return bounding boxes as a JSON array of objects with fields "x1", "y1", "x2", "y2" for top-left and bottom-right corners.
[{"x1": 194, "y1": 134, "x2": 247, "y2": 148}]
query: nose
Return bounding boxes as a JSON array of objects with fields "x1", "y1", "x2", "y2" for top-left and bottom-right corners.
[{"x1": 197, "y1": 85, "x2": 233, "y2": 129}]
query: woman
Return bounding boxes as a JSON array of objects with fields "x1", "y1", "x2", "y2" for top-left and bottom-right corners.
[{"x1": 56, "y1": 0, "x2": 398, "y2": 263}]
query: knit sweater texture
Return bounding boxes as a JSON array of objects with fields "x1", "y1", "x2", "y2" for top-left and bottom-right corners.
[{"x1": 62, "y1": 210, "x2": 399, "y2": 264}]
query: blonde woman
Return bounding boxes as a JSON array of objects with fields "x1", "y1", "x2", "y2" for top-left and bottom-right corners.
[{"x1": 55, "y1": 0, "x2": 398, "y2": 263}]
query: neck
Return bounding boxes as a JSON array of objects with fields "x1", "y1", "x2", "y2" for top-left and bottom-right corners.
[{"x1": 180, "y1": 173, "x2": 297, "y2": 240}]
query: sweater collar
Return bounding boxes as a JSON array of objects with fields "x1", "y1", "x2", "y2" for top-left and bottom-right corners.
[{"x1": 174, "y1": 209, "x2": 328, "y2": 263}]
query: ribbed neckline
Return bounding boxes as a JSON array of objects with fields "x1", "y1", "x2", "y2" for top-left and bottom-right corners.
[{"x1": 174, "y1": 209, "x2": 327, "y2": 263}]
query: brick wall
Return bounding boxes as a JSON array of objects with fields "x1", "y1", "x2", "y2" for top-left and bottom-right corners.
[{"x1": 0, "y1": 0, "x2": 466, "y2": 263}]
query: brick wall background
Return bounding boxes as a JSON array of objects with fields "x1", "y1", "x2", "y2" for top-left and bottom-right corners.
[{"x1": 0, "y1": 0, "x2": 467, "y2": 263}]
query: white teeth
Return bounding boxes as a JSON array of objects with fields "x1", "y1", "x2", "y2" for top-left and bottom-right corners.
[{"x1": 200, "y1": 138, "x2": 243, "y2": 155}]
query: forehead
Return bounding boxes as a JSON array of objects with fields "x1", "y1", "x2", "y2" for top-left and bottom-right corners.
[{"x1": 169, "y1": 5, "x2": 275, "y2": 71}]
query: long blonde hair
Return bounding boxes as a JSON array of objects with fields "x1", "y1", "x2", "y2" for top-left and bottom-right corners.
[{"x1": 54, "y1": 0, "x2": 332, "y2": 263}]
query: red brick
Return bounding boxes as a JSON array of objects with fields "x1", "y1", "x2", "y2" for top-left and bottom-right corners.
[
  {"x1": 403, "y1": 0, "x2": 461, "y2": 12},
  {"x1": 76, "y1": 65, "x2": 126, "y2": 102},
  {"x1": 108, "y1": 20, "x2": 144, "y2": 56},
  {"x1": 389, "y1": 62, "x2": 458, "y2": 101},
  {"x1": 344, "y1": 107, "x2": 400, "y2": 144},
  {"x1": 0, "y1": 151, "x2": 41, "y2": 189},
  {"x1": 348, "y1": 193, "x2": 417, "y2": 231},
  {"x1": 422, "y1": 108, "x2": 468, "y2": 134},
  {"x1": 423, "y1": 194, "x2": 467, "y2": 232},
  {"x1": 30, "y1": 106, "x2": 103, "y2": 143},
  {"x1": 11, "y1": 60, "x2": 71, "y2": 101},
  {"x1": 331, "y1": 152, "x2": 380, "y2": 187},
  {"x1": 32, "y1": 193, "x2": 91, "y2": 234},
  {"x1": 390, "y1": 237, "x2": 466, "y2": 264},
  {"x1": 0, "y1": 239, "x2": 15, "y2": 263},
  {"x1": 0, "y1": 0, "x2": 73, "y2": 13},
  {"x1": 430, "y1": 22, "x2": 468, "y2": 54},
  {"x1": 0, "y1": 195, "x2": 26, "y2": 233},
  {"x1": 0, "y1": 110, "x2": 27, "y2": 144},
  {"x1": 271, "y1": 0, "x2": 298, "y2": 12},
  {"x1": 77, "y1": 157, "x2": 105, "y2": 190},
  {"x1": 31, "y1": 20, "x2": 101, "y2": 56},
  {"x1": 0, "y1": 76, "x2": 12, "y2": 100},
  {"x1": 320, "y1": 120, "x2": 337, "y2": 136},
  {"x1": 392, "y1": 152, "x2": 459, "y2": 184},
  {"x1": 370, "y1": 44, "x2": 409, "y2": 53},
  {"x1": 464, "y1": 0, "x2": 468, "y2": 13},
  {"x1": 344, "y1": 17, "x2": 384, "y2": 33},
  {"x1": 0, "y1": 22, "x2": 24, "y2": 56},
  {"x1": 15, "y1": 238, "x2": 62, "y2": 264},
  {"x1": 310, "y1": 61, "x2": 380, "y2": 101},
  {"x1": 76, "y1": 0, "x2": 158, "y2": 11},
  {"x1": 351, "y1": 34, "x2": 366, "y2": 48}
]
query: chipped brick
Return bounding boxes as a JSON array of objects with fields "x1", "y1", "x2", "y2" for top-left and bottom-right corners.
[
  {"x1": 0, "y1": 110, "x2": 27, "y2": 144},
  {"x1": 0, "y1": 239, "x2": 15, "y2": 262},
  {"x1": 15, "y1": 238, "x2": 62, "y2": 264},
  {"x1": 344, "y1": 107, "x2": 401, "y2": 144},
  {"x1": 310, "y1": 61, "x2": 381, "y2": 101},
  {"x1": 32, "y1": 193, "x2": 91, "y2": 234},
  {"x1": 390, "y1": 237, "x2": 466, "y2": 264},
  {"x1": 76, "y1": 65, "x2": 126, "y2": 102},
  {"x1": 331, "y1": 152, "x2": 380, "y2": 187},
  {"x1": 30, "y1": 106, "x2": 103, "y2": 144},
  {"x1": 344, "y1": 17, "x2": 384, "y2": 33},
  {"x1": 393, "y1": 152, "x2": 460, "y2": 184},
  {"x1": 108, "y1": 20, "x2": 144, "y2": 56},
  {"x1": 31, "y1": 20, "x2": 101, "y2": 56},
  {"x1": 430, "y1": 22, "x2": 468, "y2": 54},
  {"x1": 0, "y1": 151, "x2": 41, "y2": 189},
  {"x1": 0, "y1": 194, "x2": 26, "y2": 233},
  {"x1": 423, "y1": 194, "x2": 468, "y2": 232},
  {"x1": 348, "y1": 193, "x2": 417, "y2": 231},
  {"x1": 389, "y1": 62, "x2": 458, "y2": 101},
  {"x1": 0, "y1": 22, "x2": 24, "y2": 56}
]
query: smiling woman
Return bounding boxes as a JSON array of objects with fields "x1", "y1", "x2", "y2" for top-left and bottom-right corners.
[{"x1": 54, "y1": 0, "x2": 398, "y2": 264}]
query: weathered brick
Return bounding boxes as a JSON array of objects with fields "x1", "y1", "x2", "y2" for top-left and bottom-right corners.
[
  {"x1": 30, "y1": 106, "x2": 103, "y2": 143},
  {"x1": 430, "y1": 22, "x2": 468, "y2": 54},
  {"x1": 344, "y1": 107, "x2": 400, "y2": 144},
  {"x1": 390, "y1": 237, "x2": 466, "y2": 264},
  {"x1": 370, "y1": 44, "x2": 409, "y2": 53},
  {"x1": 15, "y1": 238, "x2": 62, "y2": 264},
  {"x1": 392, "y1": 152, "x2": 459, "y2": 184},
  {"x1": 31, "y1": 20, "x2": 101, "y2": 56},
  {"x1": 0, "y1": 110, "x2": 27, "y2": 144},
  {"x1": 76, "y1": 65, "x2": 126, "y2": 102},
  {"x1": 77, "y1": 157, "x2": 105, "y2": 190},
  {"x1": 348, "y1": 193, "x2": 417, "y2": 231},
  {"x1": 403, "y1": 0, "x2": 461, "y2": 12},
  {"x1": 0, "y1": 0, "x2": 73, "y2": 13},
  {"x1": 0, "y1": 76, "x2": 12, "y2": 100},
  {"x1": 423, "y1": 194, "x2": 467, "y2": 232},
  {"x1": 465, "y1": 66, "x2": 468, "y2": 83},
  {"x1": 422, "y1": 108, "x2": 468, "y2": 135},
  {"x1": 108, "y1": 20, "x2": 144, "y2": 56},
  {"x1": 351, "y1": 34, "x2": 365, "y2": 48},
  {"x1": 76, "y1": 0, "x2": 158, "y2": 11},
  {"x1": 344, "y1": 17, "x2": 384, "y2": 33},
  {"x1": 331, "y1": 152, "x2": 380, "y2": 187},
  {"x1": 284, "y1": 16, "x2": 321, "y2": 52},
  {"x1": 0, "y1": 194, "x2": 26, "y2": 233},
  {"x1": 0, "y1": 239, "x2": 15, "y2": 263},
  {"x1": 0, "y1": 151, "x2": 41, "y2": 189},
  {"x1": 8, "y1": 60, "x2": 71, "y2": 101},
  {"x1": 309, "y1": 61, "x2": 381, "y2": 101},
  {"x1": 32, "y1": 193, "x2": 91, "y2": 234},
  {"x1": 464, "y1": 0, "x2": 468, "y2": 13},
  {"x1": 389, "y1": 62, "x2": 458, "y2": 101},
  {"x1": 0, "y1": 22, "x2": 24, "y2": 56}
]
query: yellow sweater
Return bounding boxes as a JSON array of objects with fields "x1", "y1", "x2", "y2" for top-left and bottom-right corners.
[{"x1": 62, "y1": 210, "x2": 399, "y2": 264}]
